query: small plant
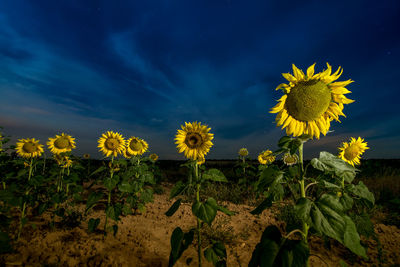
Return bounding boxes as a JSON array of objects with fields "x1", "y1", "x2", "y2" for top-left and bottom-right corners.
[{"x1": 166, "y1": 122, "x2": 233, "y2": 267}]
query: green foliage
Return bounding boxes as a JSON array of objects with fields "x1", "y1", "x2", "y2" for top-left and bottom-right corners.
[
  {"x1": 249, "y1": 225, "x2": 309, "y2": 267},
  {"x1": 169, "y1": 227, "x2": 194, "y2": 267}
]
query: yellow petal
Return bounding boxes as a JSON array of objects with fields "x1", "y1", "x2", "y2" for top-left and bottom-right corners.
[
  {"x1": 306, "y1": 63, "x2": 316, "y2": 79},
  {"x1": 292, "y1": 64, "x2": 305, "y2": 80}
]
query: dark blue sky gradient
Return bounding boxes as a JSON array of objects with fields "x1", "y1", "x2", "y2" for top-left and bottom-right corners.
[{"x1": 1, "y1": 0, "x2": 400, "y2": 159}]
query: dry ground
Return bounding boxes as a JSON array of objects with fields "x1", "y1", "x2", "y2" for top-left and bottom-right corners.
[{"x1": 1, "y1": 184, "x2": 400, "y2": 267}]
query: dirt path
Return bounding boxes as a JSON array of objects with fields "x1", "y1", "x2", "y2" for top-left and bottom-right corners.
[{"x1": 1, "y1": 185, "x2": 400, "y2": 267}]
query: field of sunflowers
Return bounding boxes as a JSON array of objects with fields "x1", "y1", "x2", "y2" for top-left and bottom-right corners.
[{"x1": 1, "y1": 63, "x2": 400, "y2": 267}]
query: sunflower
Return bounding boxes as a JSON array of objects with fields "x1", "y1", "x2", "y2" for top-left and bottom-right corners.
[
  {"x1": 283, "y1": 153, "x2": 299, "y2": 166},
  {"x1": 270, "y1": 63, "x2": 355, "y2": 139},
  {"x1": 175, "y1": 122, "x2": 214, "y2": 160},
  {"x1": 258, "y1": 150, "x2": 275, "y2": 165},
  {"x1": 47, "y1": 133, "x2": 76, "y2": 154},
  {"x1": 126, "y1": 137, "x2": 148, "y2": 156},
  {"x1": 16, "y1": 138, "x2": 44, "y2": 158},
  {"x1": 238, "y1": 148, "x2": 249, "y2": 157},
  {"x1": 98, "y1": 131, "x2": 126, "y2": 157},
  {"x1": 83, "y1": 153, "x2": 90, "y2": 159},
  {"x1": 123, "y1": 148, "x2": 133, "y2": 159},
  {"x1": 149, "y1": 153, "x2": 159, "y2": 161},
  {"x1": 338, "y1": 137, "x2": 369, "y2": 166}
]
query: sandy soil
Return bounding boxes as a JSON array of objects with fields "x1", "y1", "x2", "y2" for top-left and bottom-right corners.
[{"x1": 1, "y1": 184, "x2": 400, "y2": 267}]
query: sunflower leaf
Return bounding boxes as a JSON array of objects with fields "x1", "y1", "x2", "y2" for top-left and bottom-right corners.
[
  {"x1": 192, "y1": 198, "x2": 218, "y2": 225},
  {"x1": 202, "y1": 169, "x2": 228, "y2": 182}
]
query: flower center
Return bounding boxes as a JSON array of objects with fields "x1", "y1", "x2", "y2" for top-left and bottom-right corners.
[
  {"x1": 286, "y1": 80, "x2": 331, "y2": 121},
  {"x1": 344, "y1": 145, "x2": 359, "y2": 160},
  {"x1": 185, "y1": 133, "x2": 203, "y2": 149},
  {"x1": 22, "y1": 142, "x2": 37, "y2": 153},
  {"x1": 129, "y1": 140, "x2": 143, "y2": 151},
  {"x1": 54, "y1": 137, "x2": 69, "y2": 149},
  {"x1": 105, "y1": 138, "x2": 120, "y2": 150}
]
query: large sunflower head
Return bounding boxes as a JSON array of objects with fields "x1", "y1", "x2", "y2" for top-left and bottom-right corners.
[
  {"x1": 270, "y1": 63, "x2": 355, "y2": 139},
  {"x1": 126, "y1": 137, "x2": 148, "y2": 156},
  {"x1": 47, "y1": 133, "x2": 76, "y2": 154},
  {"x1": 98, "y1": 131, "x2": 126, "y2": 157},
  {"x1": 238, "y1": 148, "x2": 249, "y2": 157},
  {"x1": 16, "y1": 138, "x2": 44, "y2": 158},
  {"x1": 258, "y1": 150, "x2": 275, "y2": 165},
  {"x1": 338, "y1": 137, "x2": 369, "y2": 166},
  {"x1": 175, "y1": 122, "x2": 214, "y2": 160}
]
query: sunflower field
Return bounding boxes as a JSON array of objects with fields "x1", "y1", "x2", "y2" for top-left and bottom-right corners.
[{"x1": 1, "y1": 63, "x2": 400, "y2": 267}]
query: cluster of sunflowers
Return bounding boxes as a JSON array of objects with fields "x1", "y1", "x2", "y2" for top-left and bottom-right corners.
[{"x1": 14, "y1": 131, "x2": 159, "y2": 162}]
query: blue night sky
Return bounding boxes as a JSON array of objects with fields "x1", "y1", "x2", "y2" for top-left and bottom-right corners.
[{"x1": 1, "y1": 0, "x2": 400, "y2": 159}]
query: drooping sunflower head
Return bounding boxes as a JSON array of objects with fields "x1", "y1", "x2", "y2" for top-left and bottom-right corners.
[
  {"x1": 258, "y1": 150, "x2": 275, "y2": 165},
  {"x1": 270, "y1": 63, "x2": 355, "y2": 139},
  {"x1": 122, "y1": 148, "x2": 132, "y2": 159},
  {"x1": 83, "y1": 153, "x2": 90, "y2": 159},
  {"x1": 47, "y1": 133, "x2": 76, "y2": 154},
  {"x1": 62, "y1": 156, "x2": 73, "y2": 168},
  {"x1": 197, "y1": 156, "x2": 205, "y2": 165},
  {"x1": 126, "y1": 137, "x2": 148, "y2": 156},
  {"x1": 16, "y1": 138, "x2": 44, "y2": 158},
  {"x1": 283, "y1": 153, "x2": 299, "y2": 166},
  {"x1": 149, "y1": 153, "x2": 159, "y2": 161},
  {"x1": 98, "y1": 131, "x2": 126, "y2": 157},
  {"x1": 338, "y1": 137, "x2": 369, "y2": 166},
  {"x1": 238, "y1": 148, "x2": 249, "y2": 157},
  {"x1": 175, "y1": 122, "x2": 214, "y2": 160}
]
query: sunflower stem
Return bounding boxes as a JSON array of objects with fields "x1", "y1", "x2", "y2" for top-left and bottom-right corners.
[
  {"x1": 18, "y1": 158, "x2": 34, "y2": 240},
  {"x1": 298, "y1": 142, "x2": 309, "y2": 243},
  {"x1": 104, "y1": 156, "x2": 114, "y2": 235},
  {"x1": 195, "y1": 162, "x2": 202, "y2": 267}
]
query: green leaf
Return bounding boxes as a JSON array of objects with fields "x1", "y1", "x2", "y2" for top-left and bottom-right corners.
[
  {"x1": 278, "y1": 136, "x2": 292, "y2": 148},
  {"x1": 250, "y1": 195, "x2": 274, "y2": 215},
  {"x1": 140, "y1": 188, "x2": 154, "y2": 203},
  {"x1": 142, "y1": 171, "x2": 155, "y2": 184},
  {"x1": 106, "y1": 204, "x2": 122, "y2": 221},
  {"x1": 203, "y1": 169, "x2": 228, "y2": 182},
  {"x1": 104, "y1": 175, "x2": 120, "y2": 191},
  {"x1": 90, "y1": 166, "x2": 106, "y2": 177},
  {"x1": 118, "y1": 181, "x2": 134, "y2": 193},
  {"x1": 169, "y1": 227, "x2": 194, "y2": 267},
  {"x1": 288, "y1": 139, "x2": 302, "y2": 155},
  {"x1": 249, "y1": 225, "x2": 309, "y2": 267},
  {"x1": 85, "y1": 192, "x2": 104, "y2": 214},
  {"x1": 88, "y1": 218, "x2": 100, "y2": 233},
  {"x1": 311, "y1": 194, "x2": 345, "y2": 242},
  {"x1": 166, "y1": 199, "x2": 182, "y2": 217},
  {"x1": 348, "y1": 181, "x2": 375, "y2": 205},
  {"x1": 322, "y1": 180, "x2": 340, "y2": 189},
  {"x1": 310, "y1": 194, "x2": 367, "y2": 258},
  {"x1": 256, "y1": 165, "x2": 284, "y2": 192},
  {"x1": 311, "y1": 152, "x2": 357, "y2": 183},
  {"x1": 216, "y1": 205, "x2": 235, "y2": 216},
  {"x1": 343, "y1": 216, "x2": 367, "y2": 258},
  {"x1": 339, "y1": 193, "x2": 354, "y2": 211},
  {"x1": 204, "y1": 242, "x2": 227, "y2": 265},
  {"x1": 192, "y1": 198, "x2": 218, "y2": 225},
  {"x1": 294, "y1": 198, "x2": 312, "y2": 224},
  {"x1": 170, "y1": 181, "x2": 187, "y2": 199}
]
